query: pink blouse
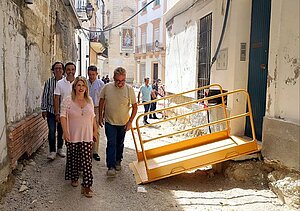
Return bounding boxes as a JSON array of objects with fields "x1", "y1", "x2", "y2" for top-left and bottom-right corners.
[{"x1": 61, "y1": 96, "x2": 95, "y2": 143}]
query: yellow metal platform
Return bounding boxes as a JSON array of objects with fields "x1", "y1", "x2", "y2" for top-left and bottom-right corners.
[{"x1": 130, "y1": 84, "x2": 260, "y2": 184}]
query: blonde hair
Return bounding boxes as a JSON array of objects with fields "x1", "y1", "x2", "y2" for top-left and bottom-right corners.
[{"x1": 71, "y1": 76, "x2": 92, "y2": 104}]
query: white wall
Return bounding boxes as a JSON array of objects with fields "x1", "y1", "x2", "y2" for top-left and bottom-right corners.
[
  {"x1": 137, "y1": 0, "x2": 165, "y2": 45},
  {"x1": 75, "y1": 29, "x2": 90, "y2": 77},
  {"x1": 267, "y1": 0, "x2": 300, "y2": 123},
  {"x1": 165, "y1": 0, "x2": 252, "y2": 134},
  {"x1": 165, "y1": 0, "x2": 214, "y2": 98}
]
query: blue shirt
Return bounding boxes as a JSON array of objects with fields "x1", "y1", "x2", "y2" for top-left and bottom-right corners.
[
  {"x1": 140, "y1": 85, "x2": 152, "y2": 102},
  {"x1": 88, "y1": 79, "x2": 105, "y2": 106}
]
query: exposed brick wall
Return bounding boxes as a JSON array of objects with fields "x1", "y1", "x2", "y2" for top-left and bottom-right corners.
[{"x1": 7, "y1": 113, "x2": 47, "y2": 168}]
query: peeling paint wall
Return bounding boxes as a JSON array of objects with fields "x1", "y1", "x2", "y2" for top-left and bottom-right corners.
[
  {"x1": 0, "y1": 1, "x2": 9, "y2": 183},
  {"x1": 165, "y1": 0, "x2": 252, "y2": 134},
  {"x1": 262, "y1": 0, "x2": 300, "y2": 170},
  {"x1": 0, "y1": 0, "x2": 79, "y2": 182},
  {"x1": 267, "y1": 0, "x2": 300, "y2": 123}
]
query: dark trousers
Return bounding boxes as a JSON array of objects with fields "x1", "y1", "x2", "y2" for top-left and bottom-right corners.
[
  {"x1": 150, "y1": 101, "x2": 157, "y2": 117},
  {"x1": 105, "y1": 122, "x2": 126, "y2": 169},
  {"x1": 143, "y1": 101, "x2": 151, "y2": 121},
  {"x1": 47, "y1": 112, "x2": 63, "y2": 152}
]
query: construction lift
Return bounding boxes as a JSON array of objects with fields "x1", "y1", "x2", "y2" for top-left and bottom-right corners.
[{"x1": 129, "y1": 84, "x2": 260, "y2": 184}]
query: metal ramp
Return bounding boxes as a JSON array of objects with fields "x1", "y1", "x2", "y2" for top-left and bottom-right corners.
[{"x1": 129, "y1": 84, "x2": 260, "y2": 184}]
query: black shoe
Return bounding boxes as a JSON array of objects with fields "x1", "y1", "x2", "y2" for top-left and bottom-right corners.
[
  {"x1": 152, "y1": 115, "x2": 159, "y2": 119},
  {"x1": 143, "y1": 120, "x2": 150, "y2": 125},
  {"x1": 93, "y1": 153, "x2": 101, "y2": 161},
  {"x1": 149, "y1": 115, "x2": 153, "y2": 119}
]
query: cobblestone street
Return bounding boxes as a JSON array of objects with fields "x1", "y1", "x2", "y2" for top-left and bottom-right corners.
[{"x1": 0, "y1": 105, "x2": 293, "y2": 211}]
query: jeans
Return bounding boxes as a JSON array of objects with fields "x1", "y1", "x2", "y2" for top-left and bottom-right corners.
[
  {"x1": 47, "y1": 112, "x2": 63, "y2": 152},
  {"x1": 143, "y1": 101, "x2": 151, "y2": 121},
  {"x1": 105, "y1": 122, "x2": 126, "y2": 169},
  {"x1": 150, "y1": 102, "x2": 157, "y2": 113}
]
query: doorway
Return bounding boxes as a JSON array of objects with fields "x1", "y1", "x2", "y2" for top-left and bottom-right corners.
[
  {"x1": 245, "y1": 0, "x2": 271, "y2": 141},
  {"x1": 153, "y1": 63, "x2": 158, "y2": 82}
]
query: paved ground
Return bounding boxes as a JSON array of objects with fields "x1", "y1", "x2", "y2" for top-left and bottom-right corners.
[{"x1": 0, "y1": 101, "x2": 294, "y2": 211}]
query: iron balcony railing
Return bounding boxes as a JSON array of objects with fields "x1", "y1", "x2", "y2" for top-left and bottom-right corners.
[{"x1": 135, "y1": 41, "x2": 165, "y2": 54}]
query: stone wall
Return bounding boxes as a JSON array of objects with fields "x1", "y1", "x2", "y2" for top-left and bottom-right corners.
[{"x1": 0, "y1": 0, "x2": 79, "y2": 183}]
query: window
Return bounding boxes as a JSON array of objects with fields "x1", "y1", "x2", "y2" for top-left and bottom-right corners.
[
  {"x1": 154, "y1": 0, "x2": 160, "y2": 6},
  {"x1": 154, "y1": 28, "x2": 159, "y2": 42},
  {"x1": 141, "y1": 33, "x2": 146, "y2": 53},
  {"x1": 198, "y1": 13, "x2": 212, "y2": 98},
  {"x1": 140, "y1": 63, "x2": 146, "y2": 83},
  {"x1": 142, "y1": 1, "x2": 147, "y2": 12}
]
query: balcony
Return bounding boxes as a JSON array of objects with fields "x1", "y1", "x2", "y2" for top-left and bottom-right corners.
[
  {"x1": 135, "y1": 41, "x2": 165, "y2": 54},
  {"x1": 89, "y1": 31, "x2": 108, "y2": 56}
]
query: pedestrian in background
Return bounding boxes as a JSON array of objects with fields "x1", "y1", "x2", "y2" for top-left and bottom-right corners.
[
  {"x1": 41, "y1": 61, "x2": 64, "y2": 160},
  {"x1": 99, "y1": 67, "x2": 137, "y2": 177},
  {"x1": 104, "y1": 74, "x2": 110, "y2": 84},
  {"x1": 60, "y1": 76, "x2": 98, "y2": 198},
  {"x1": 137, "y1": 77, "x2": 152, "y2": 124},
  {"x1": 54, "y1": 62, "x2": 76, "y2": 158},
  {"x1": 87, "y1": 65, "x2": 105, "y2": 161},
  {"x1": 149, "y1": 79, "x2": 162, "y2": 119}
]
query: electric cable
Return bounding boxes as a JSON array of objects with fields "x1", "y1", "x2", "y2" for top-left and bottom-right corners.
[
  {"x1": 82, "y1": 0, "x2": 155, "y2": 32},
  {"x1": 210, "y1": 0, "x2": 231, "y2": 68}
]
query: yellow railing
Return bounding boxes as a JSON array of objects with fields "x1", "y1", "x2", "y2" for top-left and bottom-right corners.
[{"x1": 131, "y1": 84, "x2": 256, "y2": 175}]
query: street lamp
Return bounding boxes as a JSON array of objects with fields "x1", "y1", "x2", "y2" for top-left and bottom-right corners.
[{"x1": 86, "y1": 2, "x2": 94, "y2": 20}]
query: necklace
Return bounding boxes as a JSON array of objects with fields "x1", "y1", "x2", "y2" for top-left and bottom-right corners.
[
  {"x1": 81, "y1": 107, "x2": 84, "y2": 116},
  {"x1": 76, "y1": 98, "x2": 85, "y2": 116}
]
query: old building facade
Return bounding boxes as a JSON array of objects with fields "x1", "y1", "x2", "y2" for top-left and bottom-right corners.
[
  {"x1": 103, "y1": 0, "x2": 136, "y2": 83},
  {"x1": 164, "y1": 0, "x2": 299, "y2": 170},
  {"x1": 134, "y1": 0, "x2": 167, "y2": 85},
  {"x1": 0, "y1": 0, "x2": 80, "y2": 183}
]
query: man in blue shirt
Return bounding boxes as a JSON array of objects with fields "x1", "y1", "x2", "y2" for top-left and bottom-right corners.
[
  {"x1": 87, "y1": 65, "x2": 105, "y2": 161},
  {"x1": 137, "y1": 77, "x2": 153, "y2": 125}
]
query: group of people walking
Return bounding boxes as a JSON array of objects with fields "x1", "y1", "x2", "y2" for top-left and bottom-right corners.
[{"x1": 41, "y1": 62, "x2": 137, "y2": 198}]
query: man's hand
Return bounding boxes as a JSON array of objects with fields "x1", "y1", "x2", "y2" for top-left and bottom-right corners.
[
  {"x1": 42, "y1": 112, "x2": 47, "y2": 120},
  {"x1": 99, "y1": 116, "x2": 104, "y2": 127},
  {"x1": 125, "y1": 120, "x2": 132, "y2": 131},
  {"x1": 55, "y1": 114, "x2": 60, "y2": 122}
]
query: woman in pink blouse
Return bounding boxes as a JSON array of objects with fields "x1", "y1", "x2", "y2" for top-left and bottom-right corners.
[{"x1": 60, "y1": 76, "x2": 98, "y2": 198}]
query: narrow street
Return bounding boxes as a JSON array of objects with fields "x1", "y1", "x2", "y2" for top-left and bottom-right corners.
[{"x1": 0, "y1": 105, "x2": 292, "y2": 211}]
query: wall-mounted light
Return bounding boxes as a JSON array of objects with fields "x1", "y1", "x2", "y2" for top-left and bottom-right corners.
[
  {"x1": 86, "y1": 2, "x2": 94, "y2": 20},
  {"x1": 25, "y1": 0, "x2": 33, "y2": 4}
]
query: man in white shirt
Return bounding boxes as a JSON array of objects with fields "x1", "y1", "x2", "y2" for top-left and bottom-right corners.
[
  {"x1": 87, "y1": 65, "x2": 105, "y2": 161},
  {"x1": 53, "y1": 62, "x2": 76, "y2": 157}
]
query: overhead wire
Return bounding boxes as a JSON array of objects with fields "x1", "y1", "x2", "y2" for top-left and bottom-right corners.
[{"x1": 82, "y1": 0, "x2": 155, "y2": 32}]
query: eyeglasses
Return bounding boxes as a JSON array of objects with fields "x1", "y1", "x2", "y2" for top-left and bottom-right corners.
[
  {"x1": 115, "y1": 79, "x2": 126, "y2": 83},
  {"x1": 54, "y1": 67, "x2": 63, "y2": 70}
]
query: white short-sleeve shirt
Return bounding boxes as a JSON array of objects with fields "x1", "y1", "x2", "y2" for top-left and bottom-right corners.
[{"x1": 54, "y1": 78, "x2": 73, "y2": 102}]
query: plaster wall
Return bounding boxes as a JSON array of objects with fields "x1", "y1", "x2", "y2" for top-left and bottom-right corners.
[
  {"x1": 165, "y1": 0, "x2": 214, "y2": 98},
  {"x1": 0, "y1": 1, "x2": 9, "y2": 183},
  {"x1": 262, "y1": 0, "x2": 300, "y2": 170},
  {"x1": 165, "y1": 0, "x2": 252, "y2": 134},
  {"x1": 266, "y1": 0, "x2": 300, "y2": 123},
  {"x1": 0, "y1": 0, "x2": 79, "y2": 182}
]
